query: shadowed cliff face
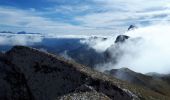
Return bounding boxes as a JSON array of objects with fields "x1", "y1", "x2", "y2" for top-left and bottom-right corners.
[
  {"x1": 0, "y1": 52, "x2": 35, "y2": 100},
  {"x1": 0, "y1": 46, "x2": 136, "y2": 100}
]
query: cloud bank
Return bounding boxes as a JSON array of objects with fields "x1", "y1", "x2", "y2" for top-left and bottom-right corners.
[
  {"x1": 0, "y1": 33, "x2": 43, "y2": 46},
  {"x1": 120, "y1": 24, "x2": 170, "y2": 74},
  {"x1": 82, "y1": 23, "x2": 170, "y2": 74}
]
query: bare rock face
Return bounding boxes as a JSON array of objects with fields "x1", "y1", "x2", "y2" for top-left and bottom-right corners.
[
  {"x1": 115, "y1": 35, "x2": 130, "y2": 43},
  {"x1": 0, "y1": 46, "x2": 136, "y2": 100},
  {"x1": 0, "y1": 52, "x2": 34, "y2": 100}
]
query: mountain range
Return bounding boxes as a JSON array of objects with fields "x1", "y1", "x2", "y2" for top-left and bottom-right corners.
[
  {"x1": 0, "y1": 31, "x2": 41, "y2": 34},
  {"x1": 0, "y1": 46, "x2": 170, "y2": 100},
  {"x1": 0, "y1": 25, "x2": 170, "y2": 100}
]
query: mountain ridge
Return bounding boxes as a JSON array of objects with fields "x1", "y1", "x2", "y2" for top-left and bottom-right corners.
[
  {"x1": 0, "y1": 46, "x2": 134, "y2": 100},
  {"x1": 105, "y1": 68, "x2": 170, "y2": 97},
  {"x1": 0, "y1": 46, "x2": 169, "y2": 100}
]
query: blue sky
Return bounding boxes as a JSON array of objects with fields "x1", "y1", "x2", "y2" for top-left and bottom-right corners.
[{"x1": 0, "y1": 0, "x2": 170, "y2": 36}]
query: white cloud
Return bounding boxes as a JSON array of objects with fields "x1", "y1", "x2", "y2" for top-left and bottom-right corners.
[
  {"x1": 0, "y1": 7, "x2": 92, "y2": 35},
  {"x1": 54, "y1": 5, "x2": 91, "y2": 14},
  {"x1": 86, "y1": 23, "x2": 170, "y2": 74},
  {"x1": 80, "y1": 36, "x2": 116, "y2": 52},
  {"x1": 94, "y1": 0, "x2": 170, "y2": 11},
  {"x1": 1, "y1": 0, "x2": 170, "y2": 36},
  {"x1": 74, "y1": 0, "x2": 170, "y2": 33},
  {"x1": 0, "y1": 33, "x2": 43, "y2": 45}
]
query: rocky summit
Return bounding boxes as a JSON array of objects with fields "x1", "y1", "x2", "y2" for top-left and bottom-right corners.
[
  {"x1": 115, "y1": 35, "x2": 130, "y2": 43},
  {"x1": 0, "y1": 46, "x2": 169, "y2": 100}
]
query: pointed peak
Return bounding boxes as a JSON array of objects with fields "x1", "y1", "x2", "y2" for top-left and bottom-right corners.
[{"x1": 128, "y1": 25, "x2": 137, "y2": 31}]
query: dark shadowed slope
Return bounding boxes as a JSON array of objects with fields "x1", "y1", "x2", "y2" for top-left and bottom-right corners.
[
  {"x1": 105, "y1": 68, "x2": 170, "y2": 97},
  {"x1": 0, "y1": 46, "x2": 169, "y2": 100}
]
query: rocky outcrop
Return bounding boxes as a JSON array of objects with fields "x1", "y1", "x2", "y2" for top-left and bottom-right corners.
[
  {"x1": 115, "y1": 35, "x2": 129, "y2": 43},
  {"x1": 57, "y1": 91, "x2": 111, "y2": 100},
  {"x1": 57, "y1": 84, "x2": 111, "y2": 100}
]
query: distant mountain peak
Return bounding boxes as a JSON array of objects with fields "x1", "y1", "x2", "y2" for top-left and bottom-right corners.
[
  {"x1": 0, "y1": 31, "x2": 41, "y2": 34},
  {"x1": 128, "y1": 25, "x2": 137, "y2": 31},
  {"x1": 17, "y1": 31, "x2": 27, "y2": 34},
  {"x1": 115, "y1": 35, "x2": 130, "y2": 43}
]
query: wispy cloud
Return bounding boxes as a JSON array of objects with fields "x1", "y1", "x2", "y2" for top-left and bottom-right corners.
[
  {"x1": 0, "y1": 0, "x2": 170, "y2": 36},
  {"x1": 0, "y1": 7, "x2": 89, "y2": 35},
  {"x1": 75, "y1": 0, "x2": 170, "y2": 30}
]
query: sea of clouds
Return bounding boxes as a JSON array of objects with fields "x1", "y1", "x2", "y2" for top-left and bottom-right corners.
[
  {"x1": 0, "y1": 33, "x2": 43, "y2": 46},
  {"x1": 81, "y1": 23, "x2": 170, "y2": 74},
  {"x1": 1, "y1": 23, "x2": 170, "y2": 74}
]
